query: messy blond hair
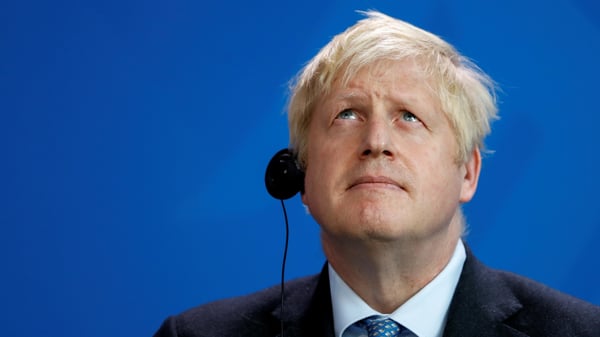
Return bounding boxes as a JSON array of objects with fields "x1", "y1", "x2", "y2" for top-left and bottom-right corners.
[{"x1": 288, "y1": 10, "x2": 498, "y2": 168}]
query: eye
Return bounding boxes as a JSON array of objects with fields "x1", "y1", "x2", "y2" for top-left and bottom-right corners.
[
  {"x1": 335, "y1": 109, "x2": 358, "y2": 120},
  {"x1": 402, "y1": 111, "x2": 420, "y2": 123}
]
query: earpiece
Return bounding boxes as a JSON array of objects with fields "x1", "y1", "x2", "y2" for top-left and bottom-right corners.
[
  {"x1": 265, "y1": 148, "x2": 304, "y2": 200},
  {"x1": 265, "y1": 148, "x2": 304, "y2": 336}
]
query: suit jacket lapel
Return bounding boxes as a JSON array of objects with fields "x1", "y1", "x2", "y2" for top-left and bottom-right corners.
[
  {"x1": 443, "y1": 246, "x2": 528, "y2": 337},
  {"x1": 272, "y1": 264, "x2": 336, "y2": 337}
]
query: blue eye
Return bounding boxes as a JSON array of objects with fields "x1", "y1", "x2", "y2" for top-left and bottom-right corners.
[
  {"x1": 336, "y1": 109, "x2": 358, "y2": 120},
  {"x1": 402, "y1": 111, "x2": 419, "y2": 122}
]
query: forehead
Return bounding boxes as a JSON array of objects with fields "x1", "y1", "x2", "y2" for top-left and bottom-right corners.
[{"x1": 323, "y1": 58, "x2": 440, "y2": 107}]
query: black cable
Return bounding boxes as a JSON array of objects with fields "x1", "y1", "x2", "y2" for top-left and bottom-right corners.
[{"x1": 279, "y1": 199, "x2": 289, "y2": 337}]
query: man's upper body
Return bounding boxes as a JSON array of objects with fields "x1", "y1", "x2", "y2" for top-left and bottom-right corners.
[
  {"x1": 154, "y1": 11, "x2": 600, "y2": 337},
  {"x1": 154, "y1": 242, "x2": 600, "y2": 337}
]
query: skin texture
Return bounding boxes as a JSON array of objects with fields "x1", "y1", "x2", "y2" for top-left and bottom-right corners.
[{"x1": 301, "y1": 58, "x2": 481, "y2": 313}]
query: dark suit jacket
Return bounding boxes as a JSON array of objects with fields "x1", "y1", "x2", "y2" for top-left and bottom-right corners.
[{"x1": 154, "y1": 249, "x2": 600, "y2": 336}]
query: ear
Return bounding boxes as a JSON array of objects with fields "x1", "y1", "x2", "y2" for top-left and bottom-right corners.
[{"x1": 459, "y1": 147, "x2": 482, "y2": 203}]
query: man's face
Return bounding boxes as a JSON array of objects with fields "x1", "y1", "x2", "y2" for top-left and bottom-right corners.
[{"x1": 301, "y1": 59, "x2": 480, "y2": 244}]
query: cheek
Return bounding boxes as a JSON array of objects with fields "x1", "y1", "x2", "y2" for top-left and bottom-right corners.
[
  {"x1": 302, "y1": 168, "x2": 318, "y2": 203},
  {"x1": 303, "y1": 159, "x2": 328, "y2": 195},
  {"x1": 300, "y1": 166, "x2": 329, "y2": 222},
  {"x1": 301, "y1": 152, "x2": 323, "y2": 209},
  {"x1": 418, "y1": 146, "x2": 463, "y2": 193},
  {"x1": 302, "y1": 143, "x2": 342, "y2": 207}
]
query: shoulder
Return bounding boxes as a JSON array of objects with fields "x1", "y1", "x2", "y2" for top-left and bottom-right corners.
[
  {"x1": 494, "y1": 268, "x2": 594, "y2": 310},
  {"x1": 153, "y1": 274, "x2": 321, "y2": 337},
  {"x1": 452, "y1": 248, "x2": 600, "y2": 336},
  {"x1": 493, "y1": 268, "x2": 600, "y2": 334}
]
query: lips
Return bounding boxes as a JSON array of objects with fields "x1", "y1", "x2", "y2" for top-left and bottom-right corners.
[{"x1": 348, "y1": 175, "x2": 404, "y2": 191}]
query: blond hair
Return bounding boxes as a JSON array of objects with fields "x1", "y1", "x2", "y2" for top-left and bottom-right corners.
[{"x1": 288, "y1": 11, "x2": 498, "y2": 167}]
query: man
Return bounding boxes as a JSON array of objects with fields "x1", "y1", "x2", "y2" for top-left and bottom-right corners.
[{"x1": 154, "y1": 11, "x2": 600, "y2": 337}]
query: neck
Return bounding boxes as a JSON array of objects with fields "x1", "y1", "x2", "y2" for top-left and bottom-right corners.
[{"x1": 321, "y1": 214, "x2": 463, "y2": 313}]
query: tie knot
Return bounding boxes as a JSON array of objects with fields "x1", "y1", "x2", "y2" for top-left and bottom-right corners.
[{"x1": 361, "y1": 316, "x2": 402, "y2": 337}]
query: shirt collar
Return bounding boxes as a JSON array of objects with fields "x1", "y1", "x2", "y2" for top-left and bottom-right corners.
[{"x1": 329, "y1": 239, "x2": 466, "y2": 337}]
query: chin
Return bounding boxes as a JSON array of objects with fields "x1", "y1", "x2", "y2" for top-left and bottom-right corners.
[{"x1": 362, "y1": 222, "x2": 409, "y2": 240}]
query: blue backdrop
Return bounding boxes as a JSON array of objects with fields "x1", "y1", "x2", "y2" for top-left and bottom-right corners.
[{"x1": 1, "y1": 1, "x2": 599, "y2": 336}]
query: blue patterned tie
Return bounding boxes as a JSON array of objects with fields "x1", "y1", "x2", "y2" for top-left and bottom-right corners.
[{"x1": 361, "y1": 316, "x2": 403, "y2": 337}]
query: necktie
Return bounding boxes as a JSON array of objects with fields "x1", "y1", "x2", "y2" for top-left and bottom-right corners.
[{"x1": 360, "y1": 316, "x2": 403, "y2": 337}]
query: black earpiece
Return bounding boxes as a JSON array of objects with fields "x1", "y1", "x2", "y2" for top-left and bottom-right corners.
[
  {"x1": 265, "y1": 148, "x2": 304, "y2": 336},
  {"x1": 265, "y1": 148, "x2": 304, "y2": 200}
]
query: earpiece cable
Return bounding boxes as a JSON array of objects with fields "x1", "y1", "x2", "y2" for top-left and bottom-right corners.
[{"x1": 280, "y1": 199, "x2": 289, "y2": 337}]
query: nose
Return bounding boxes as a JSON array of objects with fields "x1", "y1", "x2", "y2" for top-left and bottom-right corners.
[{"x1": 360, "y1": 117, "x2": 394, "y2": 159}]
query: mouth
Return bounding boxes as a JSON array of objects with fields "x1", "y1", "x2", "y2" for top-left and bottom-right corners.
[{"x1": 348, "y1": 175, "x2": 405, "y2": 191}]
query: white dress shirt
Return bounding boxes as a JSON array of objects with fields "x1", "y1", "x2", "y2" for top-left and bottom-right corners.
[{"x1": 329, "y1": 240, "x2": 466, "y2": 337}]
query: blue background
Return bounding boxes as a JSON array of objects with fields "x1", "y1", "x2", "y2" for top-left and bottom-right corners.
[{"x1": 1, "y1": 1, "x2": 599, "y2": 336}]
